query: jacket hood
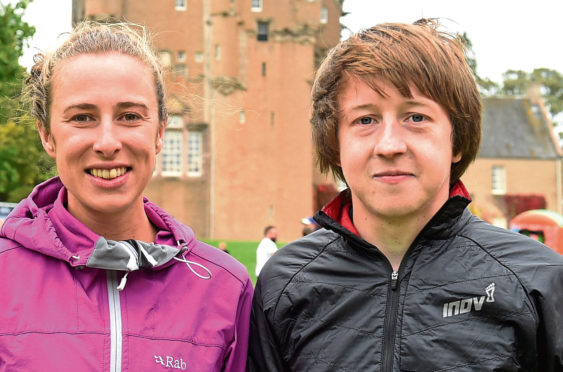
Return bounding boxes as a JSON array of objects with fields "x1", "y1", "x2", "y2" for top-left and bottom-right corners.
[{"x1": 0, "y1": 177, "x2": 196, "y2": 270}]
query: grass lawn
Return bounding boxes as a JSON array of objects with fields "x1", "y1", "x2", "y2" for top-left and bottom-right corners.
[{"x1": 204, "y1": 240, "x2": 285, "y2": 285}]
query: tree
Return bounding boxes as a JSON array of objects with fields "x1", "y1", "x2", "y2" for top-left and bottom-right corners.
[
  {"x1": 458, "y1": 32, "x2": 499, "y2": 96},
  {"x1": 0, "y1": 117, "x2": 56, "y2": 201},
  {"x1": 0, "y1": 0, "x2": 55, "y2": 202},
  {"x1": 501, "y1": 68, "x2": 563, "y2": 121}
]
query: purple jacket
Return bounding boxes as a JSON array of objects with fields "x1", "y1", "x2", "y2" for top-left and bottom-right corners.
[{"x1": 0, "y1": 177, "x2": 253, "y2": 371}]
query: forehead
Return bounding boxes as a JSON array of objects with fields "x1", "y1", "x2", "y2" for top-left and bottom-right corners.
[
  {"x1": 51, "y1": 52, "x2": 155, "y2": 101},
  {"x1": 337, "y1": 75, "x2": 446, "y2": 110}
]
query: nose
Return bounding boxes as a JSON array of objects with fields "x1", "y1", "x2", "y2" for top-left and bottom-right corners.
[
  {"x1": 373, "y1": 118, "x2": 407, "y2": 158},
  {"x1": 92, "y1": 116, "x2": 122, "y2": 157}
]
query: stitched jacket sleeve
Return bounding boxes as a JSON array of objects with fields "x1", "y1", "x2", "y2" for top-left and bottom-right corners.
[
  {"x1": 223, "y1": 276, "x2": 254, "y2": 372},
  {"x1": 246, "y1": 275, "x2": 288, "y2": 372},
  {"x1": 531, "y1": 257, "x2": 563, "y2": 370},
  {"x1": 486, "y1": 229, "x2": 563, "y2": 370}
]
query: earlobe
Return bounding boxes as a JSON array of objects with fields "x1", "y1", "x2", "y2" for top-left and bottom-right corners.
[
  {"x1": 37, "y1": 121, "x2": 56, "y2": 158},
  {"x1": 155, "y1": 123, "x2": 165, "y2": 154},
  {"x1": 452, "y1": 152, "x2": 462, "y2": 164}
]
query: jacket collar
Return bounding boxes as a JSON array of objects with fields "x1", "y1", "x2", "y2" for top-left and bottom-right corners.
[
  {"x1": 315, "y1": 180, "x2": 471, "y2": 243},
  {"x1": 1, "y1": 176, "x2": 196, "y2": 269}
]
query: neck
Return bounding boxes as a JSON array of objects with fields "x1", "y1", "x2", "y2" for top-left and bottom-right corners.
[
  {"x1": 352, "y1": 200, "x2": 446, "y2": 272},
  {"x1": 68, "y1": 200, "x2": 157, "y2": 242}
]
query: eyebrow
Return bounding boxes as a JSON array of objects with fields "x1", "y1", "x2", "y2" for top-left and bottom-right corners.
[
  {"x1": 62, "y1": 101, "x2": 150, "y2": 114},
  {"x1": 62, "y1": 103, "x2": 97, "y2": 114},
  {"x1": 346, "y1": 100, "x2": 431, "y2": 111},
  {"x1": 115, "y1": 101, "x2": 150, "y2": 112}
]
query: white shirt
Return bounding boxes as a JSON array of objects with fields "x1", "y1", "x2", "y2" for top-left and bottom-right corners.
[{"x1": 255, "y1": 237, "x2": 278, "y2": 276}]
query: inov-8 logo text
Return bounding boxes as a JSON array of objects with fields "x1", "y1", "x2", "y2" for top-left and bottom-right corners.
[{"x1": 442, "y1": 283, "x2": 495, "y2": 318}]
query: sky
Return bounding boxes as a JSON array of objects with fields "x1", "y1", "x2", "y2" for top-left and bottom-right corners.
[{"x1": 15, "y1": 0, "x2": 563, "y2": 84}]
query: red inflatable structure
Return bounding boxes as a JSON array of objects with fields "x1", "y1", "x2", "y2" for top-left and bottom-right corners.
[{"x1": 509, "y1": 209, "x2": 563, "y2": 255}]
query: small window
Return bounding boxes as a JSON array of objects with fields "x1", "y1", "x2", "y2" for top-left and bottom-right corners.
[
  {"x1": 195, "y1": 51, "x2": 203, "y2": 62},
  {"x1": 261, "y1": 62, "x2": 266, "y2": 76},
  {"x1": 187, "y1": 132, "x2": 202, "y2": 177},
  {"x1": 162, "y1": 130, "x2": 183, "y2": 176},
  {"x1": 168, "y1": 115, "x2": 183, "y2": 129},
  {"x1": 158, "y1": 51, "x2": 172, "y2": 67},
  {"x1": 251, "y1": 0, "x2": 262, "y2": 12},
  {"x1": 240, "y1": 110, "x2": 246, "y2": 124},
  {"x1": 175, "y1": 0, "x2": 186, "y2": 10},
  {"x1": 320, "y1": 6, "x2": 328, "y2": 24},
  {"x1": 177, "y1": 50, "x2": 186, "y2": 62},
  {"x1": 257, "y1": 21, "x2": 269, "y2": 42},
  {"x1": 492, "y1": 165, "x2": 506, "y2": 195},
  {"x1": 215, "y1": 45, "x2": 221, "y2": 60}
]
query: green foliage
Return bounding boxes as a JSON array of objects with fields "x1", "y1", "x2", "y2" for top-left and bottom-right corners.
[
  {"x1": 0, "y1": 0, "x2": 35, "y2": 113},
  {"x1": 0, "y1": 116, "x2": 56, "y2": 202},
  {"x1": 501, "y1": 68, "x2": 563, "y2": 118},
  {"x1": 0, "y1": 0, "x2": 55, "y2": 202},
  {"x1": 458, "y1": 32, "x2": 500, "y2": 96},
  {"x1": 460, "y1": 32, "x2": 563, "y2": 129}
]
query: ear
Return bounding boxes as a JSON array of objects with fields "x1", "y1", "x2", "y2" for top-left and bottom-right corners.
[
  {"x1": 37, "y1": 121, "x2": 56, "y2": 158},
  {"x1": 452, "y1": 152, "x2": 462, "y2": 164},
  {"x1": 155, "y1": 117, "x2": 167, "y2": 154}
]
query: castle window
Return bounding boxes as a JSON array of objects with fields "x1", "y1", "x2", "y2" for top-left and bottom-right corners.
[
  {"x1": 187, "y1": 132, "x2": 202, "y2": 177},
  {"x1": 257, "y1": 21, "x2": 269, "y2": 42},
  {"x1": 158, "y1": 51, "x2": 172, "y2": 67},
  {"x1": 175, "y1": 0, "x2": 186, "y2": 10},
  {"x1": 320, "y1": 6, "x2": 328, "y2": 24},
  {"x1": 162, "y1": 129, "x2": 183, "y2": 176},
  {"x1": 251, "y1": 0, "x2": 262, "y2": 12}
]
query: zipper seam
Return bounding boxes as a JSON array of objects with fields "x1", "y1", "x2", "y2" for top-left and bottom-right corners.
[
  {"x1": 381, "y1": 271, "x2": 400, "y2": 372},
  {"x1": 107, "y1": 271, "x2": 123, "y2": 372}
]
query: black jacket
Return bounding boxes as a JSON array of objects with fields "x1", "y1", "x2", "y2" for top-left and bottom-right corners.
[{"x1": 248, "y1": 188, "x2": 563, "y2": 371}]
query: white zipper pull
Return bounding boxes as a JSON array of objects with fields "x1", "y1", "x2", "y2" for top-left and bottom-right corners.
[{"x1": 391, "y1": 271, "x2": 399, "y2": 290}]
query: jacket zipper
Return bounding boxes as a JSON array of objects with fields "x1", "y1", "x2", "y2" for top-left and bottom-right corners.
[
  {"x1": 381, "y1": 270, "x2": 399, "y2": 372},
  {"x1": 107, "y1": 271, "x2": 123, "y2": 372}
]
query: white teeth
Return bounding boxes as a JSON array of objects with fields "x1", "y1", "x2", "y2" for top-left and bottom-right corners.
[{"x1": 89, "y1": 167, "x2": 127, "y2": 179}]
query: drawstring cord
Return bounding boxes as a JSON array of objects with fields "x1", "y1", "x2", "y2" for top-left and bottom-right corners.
[
  {"x1": 116, "y1": 240, "x2": 212, "y2": 290},
  {"x1": 116, "y1": 272, "x2": 129, "y2": 291},
  {"x1": 173, "y1": 255, "x2": 212, "y2": 280},
  {"x1": 117, "y1": 241, "x2": 159, "y2": 291},
  {"x1": 173, "y1": 241, "x2": 212, "y2": 280}
]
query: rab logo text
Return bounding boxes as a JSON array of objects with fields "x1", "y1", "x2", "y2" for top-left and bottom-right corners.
[
  {"x1": 154, "y1": 355, "x2": 187, "y2": 370},
  {"x1": 442, "y1": 283, "x2": 496, "y2": 318}
]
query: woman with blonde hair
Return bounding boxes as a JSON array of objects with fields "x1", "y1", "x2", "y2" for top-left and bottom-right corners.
[{"x1": 0, "y1": 22, "x2": 252, "y2": 371}]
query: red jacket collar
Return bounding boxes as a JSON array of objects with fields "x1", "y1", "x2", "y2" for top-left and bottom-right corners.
[{"x1": 321, "y1": 180, "x2": 471, "y2": 237}]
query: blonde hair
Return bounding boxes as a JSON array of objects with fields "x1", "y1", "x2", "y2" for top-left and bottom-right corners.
[
  {"x1": 26, "y1": 21, "x2": 167, "y2": 132},
  {"x1": 311, "y1": 19, "x2": 482, "y2": 185}
]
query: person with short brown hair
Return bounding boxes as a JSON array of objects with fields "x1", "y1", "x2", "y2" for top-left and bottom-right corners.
[{"x1": 248, "y1": 19, "x2": 563, "y2": 371}]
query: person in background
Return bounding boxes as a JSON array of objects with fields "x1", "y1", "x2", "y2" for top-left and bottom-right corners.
[
  {"x1": 248, "y1": 19, "x2": 563, "y2": 371},
  {"x1": 219, "y1": 241, "x2": 230, "y2": 254},
  {"x1": 255, "y1": 225, "x2": 278, "y2": 276},
  {"x1": 0, "y1": 22, "x2": 252, "y2": 371},
  {"x1": 300, "y1": 216, "x2": 319, "y2": 236}
]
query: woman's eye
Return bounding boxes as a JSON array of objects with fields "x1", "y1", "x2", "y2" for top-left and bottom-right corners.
[
  {"x1": 73, "y1": 114, "x2": 92, "y2": 122},
  {"x1": 409, "y1": 114, "x2": 425, "y2": 122},
  {"x1": 359, "y1": 117, "x2": 374, "y2": 125}
]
